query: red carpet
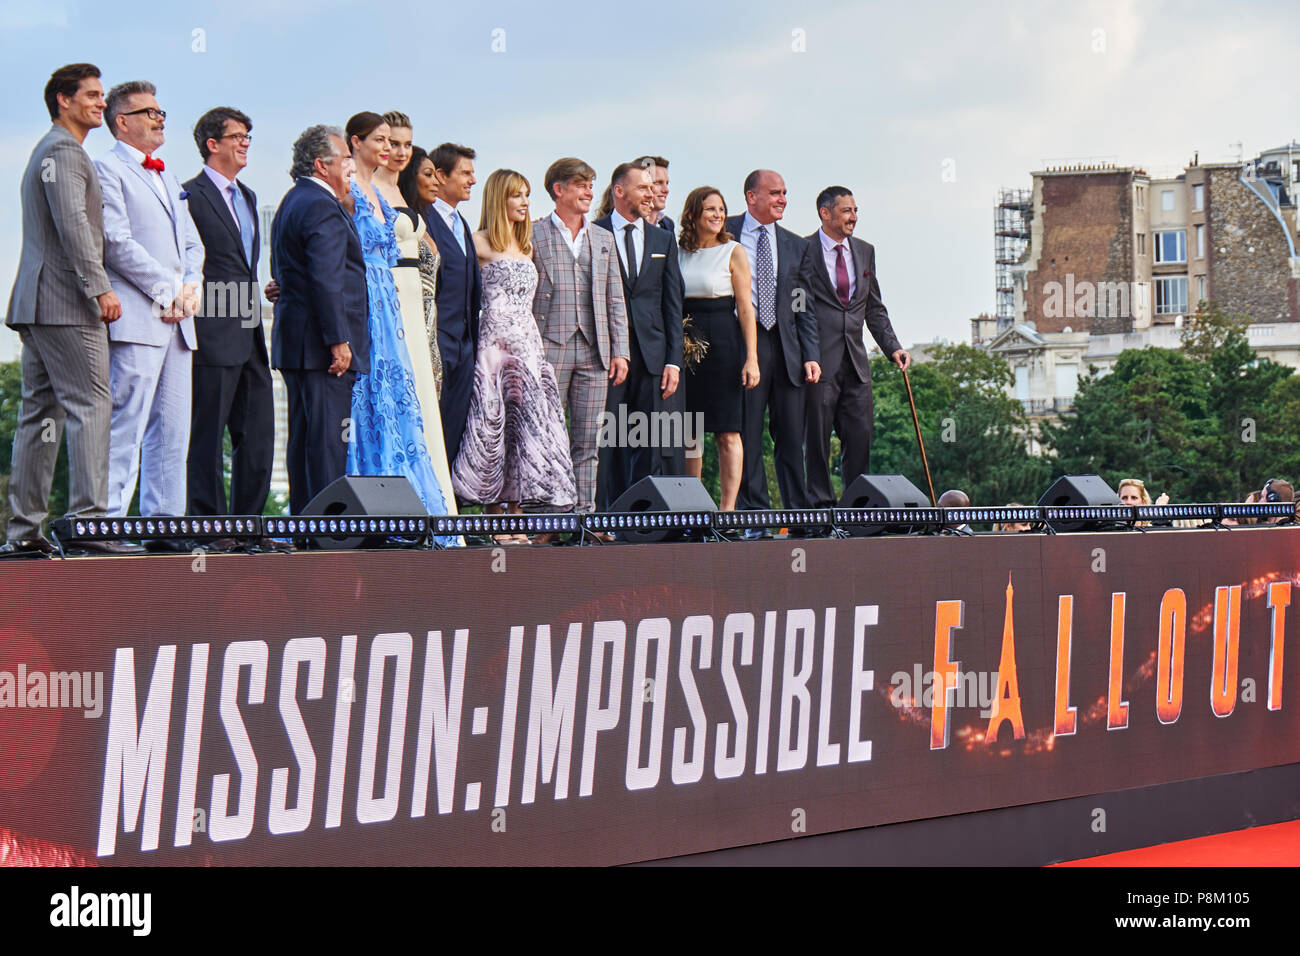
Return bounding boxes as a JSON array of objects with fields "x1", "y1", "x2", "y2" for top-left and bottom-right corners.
[{"x1": 1054, "y1": 819, "x2": 1300, "y2": 866}]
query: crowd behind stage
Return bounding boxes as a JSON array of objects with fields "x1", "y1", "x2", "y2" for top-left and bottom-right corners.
[{"x1": 4, "y1": 64, "x2": 1293, "y2": 556}]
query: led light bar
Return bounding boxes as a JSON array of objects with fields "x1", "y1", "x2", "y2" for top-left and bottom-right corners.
[
  {"x1": 712, "y1": 509, "x2": 835, "y2": 530},
  {"x1": 430, "y1": 514, "x2": 580, "y2": 537},
  {"x1": 52, "y1": 515, "x2": 264, "y2": 541}
]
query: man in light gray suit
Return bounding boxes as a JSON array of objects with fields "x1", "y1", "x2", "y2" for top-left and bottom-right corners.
[
  {"x1": 95, "y1": 81, "x2": 202, "y2": 541},
  {"x1": 530, "y1": 157, "x2": 629, "y2": 518},
  {"x1": 4, "y1": 64, "x2": 136, "y2": 556}
]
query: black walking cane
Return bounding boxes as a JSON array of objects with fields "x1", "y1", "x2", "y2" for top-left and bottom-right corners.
[{"x1": 902, "y1": 366, "x2": 937, "y2": 508}]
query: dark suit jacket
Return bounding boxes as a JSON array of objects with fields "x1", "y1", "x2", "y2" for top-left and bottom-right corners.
[
  {"x1": 183, "y1": 169, "x2": 262, "y2": 367},
  {"x1": 423, "y1": 203, "x2": 481, "y2": 366},
  {"x1": 592, "y1": 215, "x2": 684, "y2": 373},
  {"x1": 655, "y1": 214, "x2": 675, "y2": 235},
  {"x1": 801, "y1": 231, "x2": 902, "y2": 382},
  {"x1": 726, "y1": 213, "x2": 819, "y2": 385},
  {"x1": 269, "y1": 178, "x2": 368, "y2": 374}
]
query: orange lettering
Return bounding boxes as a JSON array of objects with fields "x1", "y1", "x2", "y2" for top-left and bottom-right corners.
[
  {"x1": 987, "y1": 575, "x2": 1025, "y2": 743},
  {"x1": 1211, "y1": 586, "x2": 1241, "y2": 718},
  {"x1": 1156, "y1": 589, "x2": 1186, "y2": 724},
  {"x1": 1108, "y1": 592, "x2": 1129, "y2": 730},
  {"x1": 930, "y1": 600, "x2": 963, "y2": 750},
  {"x1": 1267, "y1": 582, "x2": 1290, "y2": 711},
  {"x1": 1053, "y1": 595, "x2": 1077, "y2": 737}
]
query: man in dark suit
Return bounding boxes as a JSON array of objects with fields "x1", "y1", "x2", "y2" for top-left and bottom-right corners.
[
  {"x1": 803, "y1": 186, "x2": 909, "y2": 508},
  {"x1": 183, "y1": 107, "x2": 274, "y2": 519},
  {"x1": 726, "y1": 169, "x2": 820, "y2": 512},
  {"x1": 3, "y1": 63, "x2": 135, "y2": 555},
  {"x1": 594, "y1": 160, "x2": 684, "y2": 506},
  {"x1": 424, "y1": 142, "x2": 481, "y2": 466},
  {"x1": 269, "y1": 125, "x2": 368, "y2": 514}
]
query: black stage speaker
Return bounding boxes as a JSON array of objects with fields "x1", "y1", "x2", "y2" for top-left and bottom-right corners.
[
  {"x1": 1037, "y1": 474, "x2": 1121, "y2": 532},
  {"x1": 839, "y1": 474, "x2": 930, "y2": 536},
  {"x1": 301, "y1": 475, "x2": 427, "y2": 550},
  {"x1": 608, "y1": 476, "x2": 718, "y2": 543}
]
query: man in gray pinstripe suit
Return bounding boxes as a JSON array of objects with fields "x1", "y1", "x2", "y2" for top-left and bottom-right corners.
[
  {"x1": 531, "y1": 157, "x2": 629, "y2": 517},
  {"x1": 4, "y1": 64, "x2": 136, "y2": 556}
]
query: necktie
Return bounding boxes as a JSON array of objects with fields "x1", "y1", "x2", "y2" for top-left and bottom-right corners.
[
  {"x1": 755, "y1": 225, "x2": 776, "y2": 330},
  {"x1": 623, "y1": 223, "x2": 638, "y2": 285},
  {"x1": 142, "y1": 155, "x2": 165, "y2": 172},
  {"x1": 834, "y1": 244, "x2": 851, "y2": 307},
  {"x1": 229, "y1": 183, "x2": 255, "y2": 266},
  {"x1": 452, "y1": 210, "x2": 466, "y2": 255}
]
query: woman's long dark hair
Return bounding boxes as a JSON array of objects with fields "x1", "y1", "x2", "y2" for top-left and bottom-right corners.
[{"x1": 399, "y1": 145, "x2": 431, "y2": 211}]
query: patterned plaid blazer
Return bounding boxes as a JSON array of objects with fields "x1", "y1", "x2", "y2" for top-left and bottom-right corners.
[{"x1": 530, "y1": 215, "x2": 629, "y2": 368}]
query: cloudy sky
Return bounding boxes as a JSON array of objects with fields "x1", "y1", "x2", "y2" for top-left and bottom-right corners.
[{"x1": 1, "y1": 0, "x2": 1296, "y2": 360}]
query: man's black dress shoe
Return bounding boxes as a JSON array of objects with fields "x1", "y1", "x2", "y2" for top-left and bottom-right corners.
[{"x1": 9, "y1": 535, "x2": 58, "y2": 554}]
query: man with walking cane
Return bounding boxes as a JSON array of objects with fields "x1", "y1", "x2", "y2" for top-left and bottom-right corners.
[{"x1": 801, "y1": 186, "x2": 909, "y2": 508}]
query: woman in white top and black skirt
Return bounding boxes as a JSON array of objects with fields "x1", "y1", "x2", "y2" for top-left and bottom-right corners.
[{"x1": 677, "y1": 187, "x2": 760, "y2": 510}]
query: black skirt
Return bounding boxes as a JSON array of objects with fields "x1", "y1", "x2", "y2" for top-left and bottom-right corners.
[{"x1": 682, "y1": 295, "x2": 743, "y2": 433}]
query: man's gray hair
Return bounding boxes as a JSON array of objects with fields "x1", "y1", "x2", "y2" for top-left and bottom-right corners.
[
  {"x1": 290, "y1": 124, "x2": 344, "y2": 180},
  {"x1": 104, "y1": 80, "x2": 157, "y2": 139}
]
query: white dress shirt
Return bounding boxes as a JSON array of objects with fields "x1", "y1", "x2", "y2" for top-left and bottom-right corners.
[
  {"x1": 434, "y1": 197, "x2": 468, "y2": 255},
  {"x1": 303, "y1": 175, "x2": 337, "y2": 197},
  {"x1": 818, "y1": 228, "x2": 856, "y2": 300},
  {"x1": 118, "y1": 140, "x2": 170, "y2": 210},
  {"x1": 738, "y1": 211, "x2": 778, "y2": 309},
  {"x1": 549, "y1": 211, "x2": 587, "y2": 259},
  {"x1": 610, "y1": 209, "x2": 645, "y2": 276}
]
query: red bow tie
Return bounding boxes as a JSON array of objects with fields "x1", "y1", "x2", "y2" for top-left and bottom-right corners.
[{"x1": 142, "y1": 155, "x2": 165, "y2": 172}]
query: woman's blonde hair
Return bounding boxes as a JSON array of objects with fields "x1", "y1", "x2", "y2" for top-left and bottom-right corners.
[
  {"x1": 1118, "y1": 478, "x2": 1153, "y2": 506},
  {"x1": 479, "y1": 168, "x2": 532, "y2": 255}
]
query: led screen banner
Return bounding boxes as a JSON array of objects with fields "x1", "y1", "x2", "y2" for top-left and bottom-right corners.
[{"x1": 1, "y1": 528, "x2": 1298, "y2": 866}]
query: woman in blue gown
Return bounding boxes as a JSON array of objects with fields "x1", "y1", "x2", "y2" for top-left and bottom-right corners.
[{"x1": 343, "y1": 112, "x2": 459, "y2": 546}]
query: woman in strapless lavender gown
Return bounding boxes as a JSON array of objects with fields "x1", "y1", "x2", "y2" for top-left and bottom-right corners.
[{"x1": 451, "y1": 169, "x2": 575, "y2": 532}]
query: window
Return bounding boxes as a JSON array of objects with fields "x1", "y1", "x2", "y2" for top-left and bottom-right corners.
[
  {"x1": 1135, "y1": 185, "x2": 1145, "y2": 209},
  {"x1": 1161, "y1": 190, "x2": 1175, "y2": 211},
  {"x1": 1195, "y1": 224, "x2": 1204, "y2": 258},
  {"x1": 1055, "y1": 364, "x2": 1078, "y2": 401},
  {"x1": 1193, "y1": 184, "x2": 1204, "y2": 211},
  {"x1": 1014, "y1": 365, "x2": 1029, "y2": 402},
  {"x1": 1197, "y1": 276, "x2": 1207, "y2": 301},
  {"x1": 1155, "y1": 276, "x2": 1188, "y2": 315},
  {"x1": 1155, "y1": 230, "x2": 1186, "y2": 264},
  {"x1": 1136, "y1": 233, "x2": 1146, "y2": 255}
]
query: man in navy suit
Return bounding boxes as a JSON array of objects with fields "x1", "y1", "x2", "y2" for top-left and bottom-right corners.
[
  {"x1": 269, "y1": 125, "x2": 369, "y2": 514},
  {"x1": 594, "y1": 160, "x2": 684, "y2": 505},
  {"x1": 726, "y1": 169, "x2": 821, "y2": 513},
  {"x1": 183, "y1": 107, "x2": 274, "y2": 519},
  {"x1": 424, "y1": 142, "x2": 481, "y2": 467}
]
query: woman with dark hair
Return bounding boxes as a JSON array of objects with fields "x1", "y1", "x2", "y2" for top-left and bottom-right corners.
[
  {"x1": 343, "y1": 111, "x2": 456, "y2": 543},
  {"x1": 677, "y1": 187, "x2": 759, "y2": 510},
  {"x1": 397, "y1": 145, "x2": 444, "y2": 398}
]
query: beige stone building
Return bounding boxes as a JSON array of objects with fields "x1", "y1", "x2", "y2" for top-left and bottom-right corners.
[{"x1": 988, "y1": 144, "x2": 1300, "y2": 414}]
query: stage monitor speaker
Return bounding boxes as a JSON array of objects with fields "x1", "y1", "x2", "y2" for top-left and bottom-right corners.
[
  {"x1": 301, "y1": 475, "x2": 427, "y2": 550},
  {"x1": 1037, "y1": 474, "x2": 1121, "y2": 532},
  {"x1": 839, "y1": 474, "x2": 930, "y2": 536},
  {"x1": 608, "y1": 476, "x2": 717, "y2": 543}
]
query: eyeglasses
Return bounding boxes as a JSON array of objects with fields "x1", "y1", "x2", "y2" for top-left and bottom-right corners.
[
  {"x1": 121, "y1": 107, "x2": 166, "y2": 122},
  {"x1": 220, "y1": 132, "x2": 252, "y2": 144}
]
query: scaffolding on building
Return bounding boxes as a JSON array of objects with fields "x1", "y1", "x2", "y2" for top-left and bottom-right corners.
[{"x1": 995, "y1": 187, "x2": 1032, "y2": 332}]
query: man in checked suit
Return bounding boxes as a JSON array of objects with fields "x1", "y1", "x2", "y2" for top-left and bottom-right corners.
[
  {"x1": 802, "y1": 186, "x2": 909, "y2": 508},
  {"x1": 531, "y1": 157, "x2": 629, "y2": 515},
  {"x1": 593, "y1": 160, "x2": 683, "y2": 507},
  {"x1": 4, "y1": 63, "x2": 135, "y2": 556},
  {"x1": 182, "y1": 107, "x2": 274, "y2": 521},
  {"x1": 95, "y1": 80, "x2": 204, "y2": 541},
  {"x1": 726, "y1": 169, "x2": 821, "y2": 513}
]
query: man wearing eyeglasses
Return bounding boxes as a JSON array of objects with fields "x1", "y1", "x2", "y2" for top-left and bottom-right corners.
[
  {"x1": 181, "y1": 108, "x2": 274, "y2": 534},
  {"x1": 94, "y1": 81, "x2": 203, "y2": 544}
]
